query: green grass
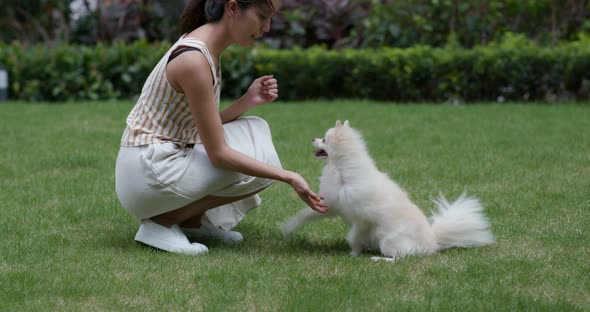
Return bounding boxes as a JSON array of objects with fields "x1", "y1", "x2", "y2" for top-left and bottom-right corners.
[{"x1": 0, "y1": 100, "x2": 589, "y2": 311}]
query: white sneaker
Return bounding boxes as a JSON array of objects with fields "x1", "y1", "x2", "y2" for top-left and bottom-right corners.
[
  {"x1": 134, "y1": 219, "x2": 208, "y2": 255},
  {"x1": 182, "y1": 221, "x2": 243, "y2": 244}
]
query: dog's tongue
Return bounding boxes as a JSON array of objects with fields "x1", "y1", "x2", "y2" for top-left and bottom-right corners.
[{"x1": 314, "y1": 149, "x2": 328, "y2": 157}]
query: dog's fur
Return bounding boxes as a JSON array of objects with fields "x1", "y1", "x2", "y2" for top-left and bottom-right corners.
[{"x1": 281, "y1": 120, "x2": 494, "y2": 261}]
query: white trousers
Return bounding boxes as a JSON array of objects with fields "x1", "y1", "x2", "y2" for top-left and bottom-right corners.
[{"x1": 115, "y1": 116, "x2": 282, "y2": 230}]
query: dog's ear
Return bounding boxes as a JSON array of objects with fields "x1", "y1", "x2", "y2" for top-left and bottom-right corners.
[
  {"x1": 335, "y1": 120, "x2": 342, "y2": 128},
  {"x1": 343, "y1": 120, "x2": 350, "y2": 128}
]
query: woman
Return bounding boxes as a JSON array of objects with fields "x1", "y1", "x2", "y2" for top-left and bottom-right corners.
[{"x1": 115, "y1": 0, "x2": 327, "y2": 255}]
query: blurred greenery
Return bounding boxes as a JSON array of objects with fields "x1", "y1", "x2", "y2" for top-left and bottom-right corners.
[
  {"x1": 1, "y1": 0, "x2": 589, "y2": 103},
  {"x1": 1, "y1": 34, "x2": 589, "y2": 102},
  {"x1": 358, "y1": 0, "x2": 590, "y2": 48},
  {"x1": 1, "y1": 0, "x2": 589, "y2": 48}
]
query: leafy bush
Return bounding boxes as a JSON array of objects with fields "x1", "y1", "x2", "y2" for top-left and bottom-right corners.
[
  {"x1": 0, "y1": 40, "x2": 168, "y2": 101},
  {"x1": 1, "y1": 37, "x2": 589, "y2": 103},
  {"x1": 356, "y1": 0, "x2": 590, "y2": 48},
  {"x1": 253, "y1": 35, "x2": 590, "y2": 102},
  {"x1": 2, "y1": 0, "x2": 589, "y2": 50},
  {"x1": 263, "y1": 0, "x2": 371, "y2": 49}
]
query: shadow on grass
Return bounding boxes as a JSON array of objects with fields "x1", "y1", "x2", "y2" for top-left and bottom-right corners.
[
  {"x1": 95, "y1": 220, "x2": 496, "y2": 261},
  {"x1": 219, "y1": 222, "x2": 381, "y2": 258}
]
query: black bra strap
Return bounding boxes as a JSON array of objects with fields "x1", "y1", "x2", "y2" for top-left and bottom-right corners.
[
  {"x1": 167, "y1": 46, "x2": 215, "y2": 85},
  {"x1": 167, "y1": 47, "x2": 203, "y2": 64}
]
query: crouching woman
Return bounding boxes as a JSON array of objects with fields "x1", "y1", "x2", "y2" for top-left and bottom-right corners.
[{"x1": 115, "y1": 0, "x2": 326, "y2": 255}]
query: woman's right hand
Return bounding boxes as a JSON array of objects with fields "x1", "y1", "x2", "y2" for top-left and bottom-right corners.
[{"x1": 286, "y1": 171, "x2": 328, "y2": 213}]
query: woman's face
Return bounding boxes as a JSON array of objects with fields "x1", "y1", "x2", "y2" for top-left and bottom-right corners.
[{"x1": 231, "y1": 0, "x2": 281, "y2": 47}]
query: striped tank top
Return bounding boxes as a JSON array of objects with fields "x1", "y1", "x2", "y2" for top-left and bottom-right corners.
[{"x1": 120, "y1": 37, "x2": 221, "y2": 146}]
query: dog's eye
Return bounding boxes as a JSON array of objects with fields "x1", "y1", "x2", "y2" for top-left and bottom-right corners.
[{"x1": 322, "y1": 138, "x2": 326, "y2": 143}]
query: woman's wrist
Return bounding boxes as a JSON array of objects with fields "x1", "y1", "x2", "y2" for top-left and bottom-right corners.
[
  {"x1": 236, "y1": 94, "x2": 255, "y2": 109},
  {"x1": 221, "y1": 97, "x2": 252, "y2": 123},
  {"x1": 278, "y1": 169, "x2": 294, "y2": 184}
]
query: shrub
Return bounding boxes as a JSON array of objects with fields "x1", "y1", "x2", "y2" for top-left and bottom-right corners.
[
  {"x1": 252, "y1": 38, "x2": 590, "y2": 102},
  {"x1": 1, "y1": 38, "x2": 589, "y2": 103},
  {"x1": 0, "y1": 40, "x2": 168, "y2": 101},
  {"x1": 263, "y1": 0, "x2": 371, "y2": 49},
  {"x1": 356, "y1": 0, "x2": 590, "y2": 48}
]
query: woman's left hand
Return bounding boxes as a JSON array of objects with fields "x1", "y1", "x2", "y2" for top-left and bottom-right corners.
[{"x1": 244, "y1": 75, "x2": 278, "y2": 107}]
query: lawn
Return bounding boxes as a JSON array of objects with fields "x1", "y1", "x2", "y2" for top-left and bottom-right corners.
[{"x1": 0, "y1": 101, "x2": 588, "y2": 311}]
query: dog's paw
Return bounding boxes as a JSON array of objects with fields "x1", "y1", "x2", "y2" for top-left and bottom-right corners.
[
  {"x1": 349, "y1": 250, "x2": 361, "y2": 257},
  {"x1": 370, "y1": 256, "x2": 397, "y2": 262},
  {"x1": 280, "y1": 221, "x2": 297, "y2": 236}
]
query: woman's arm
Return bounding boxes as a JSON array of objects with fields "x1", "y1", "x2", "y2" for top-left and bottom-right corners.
[
  {"x1": 167, "y1": 53, "x2": 325, "y2": 212},
  {"x1": 219, "y1": 75, "x2": 278, "y2": 123}
]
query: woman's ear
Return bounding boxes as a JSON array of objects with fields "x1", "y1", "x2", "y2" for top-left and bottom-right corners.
[{"x1": 225, "y1": 0, "x2": 239, "y2": 16}]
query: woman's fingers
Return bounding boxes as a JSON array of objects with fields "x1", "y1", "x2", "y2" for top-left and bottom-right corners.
[
  {"x1": 263, "y1": 79, "x2": 278, "y2": 90},
  {"x1": 261, "y1": 77, "x2": 278, "y2": 99},
  {"x1": 264, "y1": 90, "x2": 279, "y2": 101},
  {"x1": 301, "y1": 190, "x2": 328, "y2": 213},
  {"x1": 264, "y1": 80, "x2": 278, "y2": 87},
  {"x1": 264, "y1": 84, "x2": 278, "y2": 91},
  {"x1": 288, "y1": 171, "x2": 327, "y2": 213},
  {"x1": 305, "y1": 189, "x2": 321, "y2": 202},
  {"x1": 308, "y1": 197, "x2": 328, "y2": 213},
  {"x1": 264, "y1": 87, "x2": 278, "y2": 94},
  {"x1": 258, "y1": 76, "x2": 275, "y2": 86}
]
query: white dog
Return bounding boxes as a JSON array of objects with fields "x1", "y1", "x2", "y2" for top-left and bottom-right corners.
[{"x1": 281, "y1": 120, "x2": 494, "y2": 261}]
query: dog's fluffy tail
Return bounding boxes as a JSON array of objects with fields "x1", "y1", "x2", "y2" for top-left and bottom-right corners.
[{"x1": 430, "y1": 193, "x2": 494, "y2": 250}]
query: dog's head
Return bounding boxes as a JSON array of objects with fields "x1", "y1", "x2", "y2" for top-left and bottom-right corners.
[{"x1": 312, "y1": 120, "x2": 362, "y2": 159}]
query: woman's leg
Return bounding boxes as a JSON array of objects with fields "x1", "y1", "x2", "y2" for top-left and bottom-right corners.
[{"x1": 151, "y1": 188, "x2": 266, "y2": 228}]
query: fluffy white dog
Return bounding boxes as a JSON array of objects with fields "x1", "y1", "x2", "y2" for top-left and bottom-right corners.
[{"x1": 281, "y1": 120, "x2": 494, "y2": 261}]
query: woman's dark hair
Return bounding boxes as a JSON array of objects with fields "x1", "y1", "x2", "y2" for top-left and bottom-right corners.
[{"x1": 180, "y1": 0, "x2": 276, "y2": 35}]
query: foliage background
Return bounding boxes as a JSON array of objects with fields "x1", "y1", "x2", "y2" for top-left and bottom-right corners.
[
  {"x1": 1, "y1": 0, "x2": 589, "y2": 103},
  {"x1": 2, "y1": 0, "x2": 589, "y2": 48},
  {"x1": 2, "y1": 35, "x2": 589, "y2": 102}
]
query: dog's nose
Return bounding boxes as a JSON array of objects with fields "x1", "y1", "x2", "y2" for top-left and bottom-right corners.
[{"x1": 311, "y1": 139, "x2": 315, "y2": 142}]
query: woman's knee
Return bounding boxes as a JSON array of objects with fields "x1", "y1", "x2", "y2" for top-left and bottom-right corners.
[{"x1": 242, "y1": 116, "x2": 270, "y2": 131}]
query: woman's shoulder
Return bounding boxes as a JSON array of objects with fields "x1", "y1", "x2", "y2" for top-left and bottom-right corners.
[
  {"x1": 167, "y1": 54, "x2": 215, "y2": 99},
  {"x1": 176, "y1": 34, "x2": 209, "y2": 49}
]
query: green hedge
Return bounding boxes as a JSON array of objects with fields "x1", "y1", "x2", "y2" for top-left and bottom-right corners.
[
  {"x1": 0, "y1": 41, "x2": 169, "y2": 101},
  {"x1": 1, "y1": 36, "x2": 589, "y2": 102}
]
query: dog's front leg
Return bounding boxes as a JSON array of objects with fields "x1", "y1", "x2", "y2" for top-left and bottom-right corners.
[
  {"x1": 281, "y1": 208, "x2": 326, "y2": 235},
  {"x1": 347, "y1": 223, "x2": 364, "y2": 256}
]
